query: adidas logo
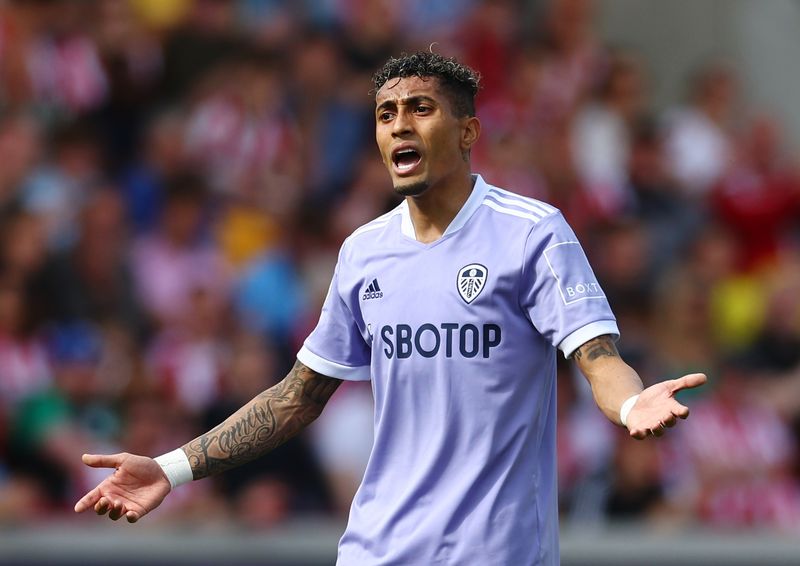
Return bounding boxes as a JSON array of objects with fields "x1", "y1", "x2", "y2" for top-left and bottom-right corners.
[{"x1": 362, "y1": 278, "x2": 384, "y2": 300}]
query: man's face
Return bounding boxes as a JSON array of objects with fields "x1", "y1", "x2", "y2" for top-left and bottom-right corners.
[{"x1": 375, "y1": 76, "x2": 471, "y2": 197}]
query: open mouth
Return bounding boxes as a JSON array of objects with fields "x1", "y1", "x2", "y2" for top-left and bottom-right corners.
[{"x1": 392, "y1": 148, "x2": 422, "y2": 174}]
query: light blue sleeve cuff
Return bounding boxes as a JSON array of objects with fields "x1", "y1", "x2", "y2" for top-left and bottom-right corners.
[
  {"x1": 558, "y1": 320, "x2": 620, "y2": 359},
  {"x1": 297, "y1": 345, "x2": 371, "y2": 381}
]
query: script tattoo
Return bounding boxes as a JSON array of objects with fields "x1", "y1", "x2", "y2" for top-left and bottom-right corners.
[
  {"x1": 184, "y1": 361, "x2": 342, "y2": 479},
  {"x1": 573, "y1": 334, "x2": 619, "y2": 362}
]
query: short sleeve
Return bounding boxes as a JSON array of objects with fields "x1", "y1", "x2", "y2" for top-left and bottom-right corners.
[
  {"x1": 297, "y1": 259, "x2": 372, "y2": 381},
  {"x1": 520, "y1": 212, "x2": 619, "y2": 358}
]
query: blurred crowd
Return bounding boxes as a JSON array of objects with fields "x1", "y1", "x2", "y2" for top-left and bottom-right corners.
[{"x1": 1, "y1": 0, "x2": 800, "y2": 532}]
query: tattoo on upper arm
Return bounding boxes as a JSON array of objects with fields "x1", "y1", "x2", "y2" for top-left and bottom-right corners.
[
  {"x1": 184, "y1": 361, "x2": 342, "y2": 479},
  {"x1": 573, "y1": 334, "x2": 619, "y2": 362}
]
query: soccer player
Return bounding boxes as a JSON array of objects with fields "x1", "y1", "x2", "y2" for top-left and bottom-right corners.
[{"x1": 74, "y1": 52, "x2": 706, "y2": 565}]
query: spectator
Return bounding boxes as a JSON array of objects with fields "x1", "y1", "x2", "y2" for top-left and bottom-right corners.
[
  {"x1": 36, "y1": 187, "x2": 147, "y2": 354},
  {"x1": 0, "y1": 112, "x2": 43, "y2": 211},
  {"x1": 711, "y1": 114, "x2": 800, "y2": 272},
  {"x1": 0, "y1": 278, "x2": 52, "y2": 416},
  {"x1": 145, "y1": 287, "x2": 229, "y2": 414},
  {"x1": 11, "y1": 0, "x2": 109, "y2": 118},
  {"x1": 204, "y1": 333, "x2": 332, "y2": 524},
  {"x1": 627, "y1": 116, "x2": 703, "y2": 280},
  {"x1": 131, "y1": 173, "x2": 230, "y2": 328},
  {"x1": 664, "y1": 60, "x2": 739, "y2": 198},
  {"x1": 532, "y1": 0, "x2": 607, "y2": 131},
  {"x1": 119, "y1": 109, "x2": 189, "y2": 235},
  {"x1": 571, "y1": 51, "x2": 646, "y2": 218},
  {"x1": 158, "y1": 0, "x2": 244, "y2": 103},
  {"x1": 21, "y1": 120, "x2": 105, "y2": 250},
  {"x1": 184, "y1": 49, "x2": 303, "y2": 212},
  {"x1": 0, "y1": 206, "x2": 48, "y2": 286},
  {"x1": 664, "y1": 363, "x2": 800, "y2": 530},
  {"x1": 9, "y1": 322, "x2": 114, "y2": 510},
  {"x1": 90, "y1": 0, "x2": 163, "y2": 170},
  {"x1": 289, "y1": 31, "x2": 372, "y2": 203}
]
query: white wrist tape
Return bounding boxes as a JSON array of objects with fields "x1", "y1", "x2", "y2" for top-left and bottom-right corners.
[
  {"x1": 154, "y1": 448, "x2": 193, "y2": 489},
  {"x1": 620, "y1": 394, "x2": 640, "y2": 428}
]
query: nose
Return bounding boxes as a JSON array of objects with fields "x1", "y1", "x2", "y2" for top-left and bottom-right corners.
[{"x1": 392, "y1": 107, "x2": 413, "y2": 137}]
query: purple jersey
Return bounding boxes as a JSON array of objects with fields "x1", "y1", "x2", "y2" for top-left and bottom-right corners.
[{"x1": 298, "y1": 175, "x2": 618, "y2": 565}]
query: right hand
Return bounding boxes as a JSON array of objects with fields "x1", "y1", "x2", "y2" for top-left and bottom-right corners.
[{"x1": 74, "y1": 453, "x2": 171, "y2": 523}]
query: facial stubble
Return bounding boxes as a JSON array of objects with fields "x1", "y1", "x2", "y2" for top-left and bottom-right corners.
[{"x1": 393, "y1": 180, "x2": 430, "y2": 197}]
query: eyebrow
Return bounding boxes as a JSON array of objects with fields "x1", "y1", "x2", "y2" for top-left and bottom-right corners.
[{"x1": 375, "y1": 95, "x2": 438, "y2": 112}]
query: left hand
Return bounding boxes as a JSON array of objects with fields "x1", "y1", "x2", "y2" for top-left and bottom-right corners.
[{"x1": 625, "y1": 373, "x2": 707, "y2": 439}]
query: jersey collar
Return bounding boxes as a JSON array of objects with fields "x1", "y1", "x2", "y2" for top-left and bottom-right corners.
[{"x1": 399, "y1": 174, "x2": 490, "y2": 241}]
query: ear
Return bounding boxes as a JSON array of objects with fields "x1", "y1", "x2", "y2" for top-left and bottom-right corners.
[{"x1": 460, "y1": 116, "x2": 481, "y2": 152}]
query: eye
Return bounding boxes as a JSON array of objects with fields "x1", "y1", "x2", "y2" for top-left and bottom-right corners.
[
  {"x1": 414, "y1": 105, "x2": 431, "y2": 114},
  {"x1": 379, "y1": 111, "x2": 395, "y2": 122}
]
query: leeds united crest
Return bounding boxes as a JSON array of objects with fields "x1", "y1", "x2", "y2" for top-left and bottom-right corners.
[{"x1": 457, "y1": 264, "x2": 487, "y2": 304}]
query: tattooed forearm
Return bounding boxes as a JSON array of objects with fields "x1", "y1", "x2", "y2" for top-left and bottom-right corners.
[
  {"x1": 573, "y1": 334, "x2": 619, "y2": 362},
  {"x1": 572, "y1": 334, "x2": 643, "y2": 424},
  {"x1": 183, "y1": 361, "x2": 342, "y2": 479}
]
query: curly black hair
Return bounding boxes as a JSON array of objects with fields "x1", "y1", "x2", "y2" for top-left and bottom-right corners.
[{"x1": 372, "y1": 52, "x2": 481, "y2": 118}]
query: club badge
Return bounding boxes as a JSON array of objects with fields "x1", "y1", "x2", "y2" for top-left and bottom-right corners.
[{"x1": 457, "y1": 263, "x2": 487, "y2": 304}]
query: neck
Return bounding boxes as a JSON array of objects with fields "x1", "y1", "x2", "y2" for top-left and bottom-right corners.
[{"x1": 406, "y1": 172, "x2": 475, "y2": 244}]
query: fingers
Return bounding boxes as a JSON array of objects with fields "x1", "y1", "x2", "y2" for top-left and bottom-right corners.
[
  {"x1": 82, "y1": 453, "x2": 126, "y2": 469},
  {"x1": 668, "y1": 373, "x2": 707, "y2": 394},
  {"x1": 74, "y1": 488, "x2": 101, "y2": 513},
  {"x1": 629, "y1": 413, "x2": 678, "y2": 440},
  {"x1": 630, "y1": 409, "x2": 686, "y2": 439},
  {"x1": 665, "y1": 396, "x2": 691, "y2": 420},
  {"x1": 108, "y1": 501, "x2": 125, "y2": 521},
  {"x1": 94, "y1": 497, "x2": 127, "y2": 521},
  {"x1": 75, "y1": 454, "x2": 124, "y2": 514},
  {"x1": 673, "y1": 403, "x2": 690, "y2": 419},
  {"x1": 629, "y1": 423, "x2": 665, "y2": 439},
  {"x1": 94, "y1": 497, "x2": 111, "y2": 515},
  {"x1": 88, "y1": 496, "x2": 141, "y2": 523}
]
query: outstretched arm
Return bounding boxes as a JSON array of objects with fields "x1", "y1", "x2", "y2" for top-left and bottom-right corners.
[
  {"x1": 74, "y1": 361, "x2": 342, "y2": 522},
  {"x1": 184, "y1": 360, "x2": 342, "y2": 479},
  {"x1": 573, "y1": 335, "x2": 706, "y2": 439}
]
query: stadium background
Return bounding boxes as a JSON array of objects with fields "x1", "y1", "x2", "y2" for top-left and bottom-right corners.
[{"x1": 1, "y1": 0, "x2": 800, "y2": 563}]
